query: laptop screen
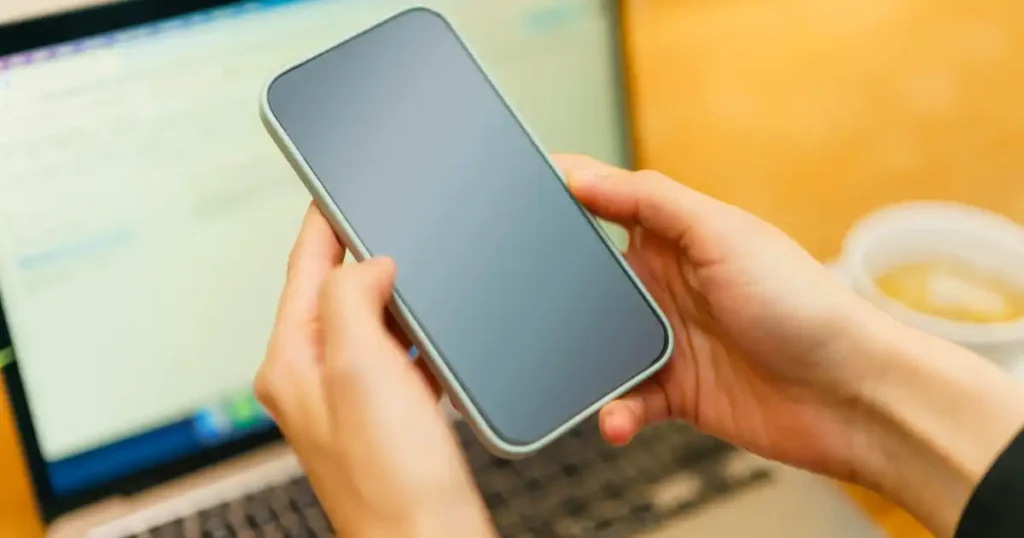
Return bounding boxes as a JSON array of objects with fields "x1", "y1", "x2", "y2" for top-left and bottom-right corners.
[{"x1": 0, "y1": 0, "x2": 630, "y2": 515}]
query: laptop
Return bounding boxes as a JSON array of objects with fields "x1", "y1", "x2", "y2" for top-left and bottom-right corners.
[{"x1": 0, "y1": 0, "x2": 659, "y2": 535}]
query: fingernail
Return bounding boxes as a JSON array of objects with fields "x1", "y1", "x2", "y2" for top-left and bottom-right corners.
[
  {"x1": 568, "y1": 170, "x2": 609, "y2": 189},
  {"x1": 366, "y1": 256, "x2": 397, "y2": 280}
]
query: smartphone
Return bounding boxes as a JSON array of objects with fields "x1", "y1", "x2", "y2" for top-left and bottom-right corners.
[{"x1": 260, "y1": 7, "x2": 672, "y2": 458}]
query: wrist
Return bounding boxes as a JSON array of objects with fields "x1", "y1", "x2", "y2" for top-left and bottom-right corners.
[{"x1": 853, "y1": 318, "x2": 1024, "y2": 536}]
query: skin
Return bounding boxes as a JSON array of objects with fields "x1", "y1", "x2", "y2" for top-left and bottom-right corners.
[
  {"x1": 254, "y1": 209, "x2": 494, "y2": 537},
  {"x1": 256, "y1": 155, "x2": 1024, "y2": 538}
]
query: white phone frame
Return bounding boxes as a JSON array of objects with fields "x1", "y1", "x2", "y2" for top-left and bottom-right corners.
[{"x1": 259, "y1": 5, "x2": 674, "y2": 459}]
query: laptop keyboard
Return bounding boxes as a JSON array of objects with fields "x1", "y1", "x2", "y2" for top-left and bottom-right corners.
[
  {"x1": 125, "y1": 419, "x2": 771, "y2": 537},
  {"x1": 135, "y1": 476, "x2": 328, "y2": 538}
]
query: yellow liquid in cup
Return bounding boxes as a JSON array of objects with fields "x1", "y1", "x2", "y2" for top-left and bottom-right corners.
[{"x1": 874, "y1": 260, "x2": 1024, "y2": 323}]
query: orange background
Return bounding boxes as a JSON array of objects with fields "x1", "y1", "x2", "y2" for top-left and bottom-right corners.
[
  {"x1": 0, "y1": 384, "x2": 41, "y2": 536},
  {"x1": 6, "y1": 0, "x2": 1024, "y2": 535},
  {"x1": 622, "y1": 0, "x2": 1024, "y2": 262}
]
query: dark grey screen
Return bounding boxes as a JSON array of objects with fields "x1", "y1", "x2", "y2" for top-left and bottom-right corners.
[{"x1": 266, "y1": 8, "x2": 668, "y2": 445}]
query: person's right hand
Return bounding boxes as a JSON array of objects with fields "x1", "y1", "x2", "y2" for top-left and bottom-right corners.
[
  {"x1": 554, "y1": 154, "x2": 902, "y2": 484},
  {"x1": 556, "y1": 155, "x2": 1024, "y2": 537}
]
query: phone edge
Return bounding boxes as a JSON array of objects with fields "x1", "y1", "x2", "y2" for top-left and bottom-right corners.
[{"x1": 257, "y1": 5, "x2": 675, "y2": 460}]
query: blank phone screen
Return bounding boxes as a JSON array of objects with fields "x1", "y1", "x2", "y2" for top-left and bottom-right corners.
[{"x1": 266, "y1": 8, "x2": 669, "y2": 445}]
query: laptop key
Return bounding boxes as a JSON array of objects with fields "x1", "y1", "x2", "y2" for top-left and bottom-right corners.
[
  {"x1": 277, "y1": 512, "x2": 305, "y2": 535},
  {"x1": 199, "y1": 505, "x2": 233, "y2": 538},
  {"x1": 183, "y1": 513, "x2": 201, "y2": 538},
  {"x1": 301, "y1": 507, "x2": 331, "y2": 535},
  {"x1": 149, "y1": 519, "x2": 186, "y2": 538},
  {"x1": 287, "y1": 478, "x2": 317, "y2": 509},
  {"x1": 199, "y1": 503, "x2": 229, "y2": 520},
  {"x1": 227, "y1": 500, "x2": 249, "y2": 530},
  {"x1": 254, "y1": 522, "x2": 285, "y2": 538},
  {"x1": 245, "y1": 495, "x2": 276, "y2": 527},
  {"x1": 200, "y1": 523, "x2": 233, "y2": 538},
  {"x1": 123, "y1": 476, "x2": 338, "y2": 538}
]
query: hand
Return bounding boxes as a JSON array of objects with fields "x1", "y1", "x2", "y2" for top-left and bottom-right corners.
[
  {"x1": 555, "y1": 155, "x2": 888, "y2": 478},
  {"x1": 255, "y1": 204, "x2": 494, "y2": 538},
  {"x1": 558, "y1": 155, "x2": 1024, "y2": 537}
]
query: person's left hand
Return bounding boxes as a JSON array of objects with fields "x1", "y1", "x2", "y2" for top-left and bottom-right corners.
[{"x1": 255, "y1": 204, "x2": 495, "y2": 538}]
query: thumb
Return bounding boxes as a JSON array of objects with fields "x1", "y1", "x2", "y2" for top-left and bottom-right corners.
[
  {"x1": 569, "y1": 169, "x2": 723, "y2": 246},
  {"x1": 318, "y1": 257, "x2": 399, "y2": 381}
]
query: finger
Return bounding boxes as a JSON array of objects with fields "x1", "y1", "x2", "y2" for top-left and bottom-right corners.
[
  {"x1": 387, "y1": 320, "x2": 441, "y2": 400},
  {"x1": 254, "y1": 352, "x2": 326, "y2": 437},
  {"x1": 385, "y1": 311, "x2": 413, "y2": 350},
  {"x1": 449, "y1": 396, "x2": 465, "y2": 416},
  {"x1": 599, "y1": 381, "x2": 672, "y2": 446},
  {"x1": 414, "y1": 358, "x2": 444, "y2": 400},
  {"x1": 255, "y1": 333, "x2": 327, "y2": 432},
  {"x1": 400, "y1": 335, "x2": 444, "y2": 401},
  {"x1": 276, "y1": 203, "x2": 345, "y2": 332},
  {"x1": 550, "y1": 153, "x2": 627, "y2": 181},
  {"x1": 404, "y1": 341, "x2": 444, "y2": 401},
  {"x1": 258, "y1": 205, "x2": 343, "y2": 415},
  {"x1": 318, "y1": 256, "x2": 401, "y2": 381},
  {"x1": 568, "y1": 169, "x2": 724, "y2": 246},
  {"x1": 253, "y1": 361, "x2": 284, "y2": 425}
]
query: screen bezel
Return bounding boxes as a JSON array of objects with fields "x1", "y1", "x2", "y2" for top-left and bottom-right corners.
[{"x1": 0, "y1": 0, "x2": 638, "y2": 523}]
